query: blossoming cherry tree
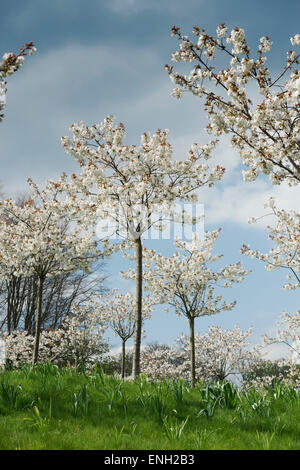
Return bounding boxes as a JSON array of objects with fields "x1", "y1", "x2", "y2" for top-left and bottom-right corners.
[{"x1": 61, "y1": 115, "x2": 225, "y2": 379}]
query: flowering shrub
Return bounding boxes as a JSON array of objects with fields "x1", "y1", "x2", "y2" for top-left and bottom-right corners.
[
  {"x1": 95, "y1": 290, "x2": 153, "y2": 378},
  {"x1": 177, "y1": 325, "x2": 261, "y2": 382},
  {"x1": 141, "y1": 345, "x2": 188, "y2": 381},
  {"x1": 140, "y1": 325, "x2": 260, "y2": 383},
  {"x1": 242, "y1": 359, "x2": 300, "y2": 390},
  {"x1": 1, "y1": 306, "x2": 109, "y2": 368}
]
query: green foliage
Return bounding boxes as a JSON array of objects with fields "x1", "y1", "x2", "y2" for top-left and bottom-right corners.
[
  {"x1": 24, "y1": 406, "x2": 49, "y2": 430},
  {"x1": 0, "y1": 377, "x2": 22, "y2": 410},
  {"x1": 162, "y1": 410, "x2": 189, "y2": 440},
  {"x1": 171, "y1": 379, "x2": 189, "y2": 404},
  {"x1": 71, "y1": 384, "x2": 90, "y2": 416}
]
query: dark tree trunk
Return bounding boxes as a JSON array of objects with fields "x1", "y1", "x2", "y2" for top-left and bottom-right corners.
[
  {"x1": 189, "y1": 316, "x2": 196, "y2": 387},
  {"x1": 32, "y1": 275, "x2": 44, "y2": 365},
  {"x1": 121, "y1": 338, "x2": 126, "y2": 380},
  {"x1": 132, "y1": 237, "x2": 142, "y2": 380}
]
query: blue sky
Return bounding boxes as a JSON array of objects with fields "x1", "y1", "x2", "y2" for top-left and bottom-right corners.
[{"x1": 0, "y1": 0, "x2": 299, "y2": 358}]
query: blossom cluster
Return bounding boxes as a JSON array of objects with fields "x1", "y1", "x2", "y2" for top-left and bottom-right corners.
[
  {"x1": 242, "y1": 197, "x2": 300, "y2": 290},
  {"x1": 0, "y1": 179, "x2": 99, "y2": 281},
  {"x1": 166, "y1": 25, "x2": 300, "y2": 186},
  {"x1": 1, "y1": 303, "x2": 108, "y2": 368},
  {"x1": 61, "y1": 115, "x2": 225, "y2": 244},
  {"x1": 262, "y1": 309, "x2": 300, "y2": 361},
  {"x1": 95, "y1": 290, "x2": 153, "y2": 341},
  {"x1": 0, "y1": 42, "x2": 36, "y2": 122}
]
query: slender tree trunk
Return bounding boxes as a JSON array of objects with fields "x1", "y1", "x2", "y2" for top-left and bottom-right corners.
[
  {"x1": 189, "y1": 316, "x2": 196, "y2": 387},
  {"x1": 25, "y1": 276, "x2": 37, "y2": 334},
  {"x1": 121, "y1": 338, "x2": 126, "y2": 380},
  {"x1": 132, "y1": 237, "x2": 142, "y2": 380},
  {"x1": 32, "y1": 275, "x2": 44, "y2": 365},
  {"x1": 6, "y1": 280, "x2": 12, "y2": 334}
]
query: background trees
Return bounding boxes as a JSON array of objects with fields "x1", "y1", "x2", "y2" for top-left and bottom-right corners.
[
  {"x1": 0, "y1": 266, "x2": 107, "y2": 334},
  {"x1": 0, "y1": 178, "x2": 100, "y2": 364},
  {"x1": 0, "y1": 189, "x2": 107, "y2": 335}
]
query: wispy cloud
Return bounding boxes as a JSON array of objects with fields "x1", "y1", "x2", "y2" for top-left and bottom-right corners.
[{"x1": 104, "y1": 0, "x2": 204, "y2": 16}]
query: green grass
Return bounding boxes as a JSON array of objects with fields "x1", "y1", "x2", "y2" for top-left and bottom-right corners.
[{"x1": 0, "y1": 364, "x2": 300, "y2": 450}]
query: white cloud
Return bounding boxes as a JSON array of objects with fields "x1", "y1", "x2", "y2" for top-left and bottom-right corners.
[
  {"x1": 196, "y1": 169, "x2": 300, "y2": 228},
  {"x1": 106, "y1": 273, "x2": 136, "y2": 295},
  {"x1": 262, "y1": 342, "x2": 291, "y2": 361},
  {"x1": 158, "y1": 130, "x2": 300, "y2": 230},
  {"x1": 105, "y1": 0, "x2": 203, "y2": 15}
]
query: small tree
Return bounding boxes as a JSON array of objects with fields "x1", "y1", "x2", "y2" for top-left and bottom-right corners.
[
  {"x1": 242, "y1": 197, "x2": 300, "y2": 290},
  {"x1": 97, "y1": 290, "x2": 152, "y2": 379},
  {"x1": 123, "y1": 230, "x2": 250, "y2": 385}
]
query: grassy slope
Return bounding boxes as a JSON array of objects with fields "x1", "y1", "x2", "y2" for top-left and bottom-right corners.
[{"x1": 0, "y1": 365, "x2": 300, "y2": 450}]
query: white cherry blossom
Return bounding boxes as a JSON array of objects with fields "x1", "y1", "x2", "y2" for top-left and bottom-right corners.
[{"x1": 166, "y1": 24, "x2": 300, "y2": 186}]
